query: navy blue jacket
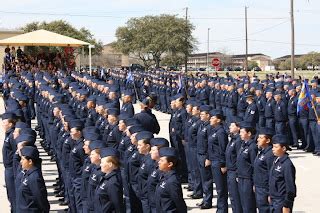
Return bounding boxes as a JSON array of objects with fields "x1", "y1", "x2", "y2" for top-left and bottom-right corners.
[
  {"x1": 236, "y1": 139, "x2": 258, "y2": 179},
  {"x1": 16, "y1": 166, "x2": 50, "y2": 213},
  {"x1": 225, "y1": 134, "x2": 242, "y2": 171},
  {"x1": 94, "y1": 169, "x2": 124, "y2": 213},
  {"x1": 155, "y1": 170, "x2": 187, "y2": 213},
  {"x1": 269, "y1": 154, "x2": 296, "y2": 208},
  {"x1": 207, "y1": 124, "x2": 228, "y2": 167},
  {"x1": 253, "y1": 146, "x2": 274, "y2": 189},
  {"x1": 196, "y1": 121, "x2": 211, "y2": 157}
]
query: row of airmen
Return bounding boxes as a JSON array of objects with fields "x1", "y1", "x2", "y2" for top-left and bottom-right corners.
[{"x1": 2, "y1": 67, "x2": 300, "y2": 213}]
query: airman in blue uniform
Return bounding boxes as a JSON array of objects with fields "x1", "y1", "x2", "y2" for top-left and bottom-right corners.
[
  {"x1": 155, "y1": 147, "x2": 187, "y2": 213},
  {"x1": 269, "y1": 135, "x2": 296, "y2": 213}
]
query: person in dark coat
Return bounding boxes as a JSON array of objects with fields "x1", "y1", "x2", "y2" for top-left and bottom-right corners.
[
  {"x1": 155, "y1": 147, "x2": 187, "y2": 213},
  {"x1": 16, "y1": 146, "x2": 50, "y2": 213},
  {"x1": 94, "y1": 147, "x2": 124, "y2": 213},
  {"x1": 269, "y1": 135, "x2": 296, "y2": 213}
]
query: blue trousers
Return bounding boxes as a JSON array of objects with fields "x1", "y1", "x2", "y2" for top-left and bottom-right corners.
[
  {"x1": 316, "y1": 124, "x2": 320, "y2": 152},
  {"x1": 255, "y1": 186, "x2": 270, "y2": 213},
  {"x1": 288, "y1": 116, "x2": 299, "y2": 146},
  {"x1": 307, "y1": 120, "x2": 317, "y2": 151},
  {"x1": 227, "y1": 171, "x2": 242, "y2": 213},
  {"x1": 197, "y1": 153, "x2": 213, "y2": 206},
  {"x1": 275, "y1": 121, "x2": 286, "y2": 135},
  {"x1": 238, "y1": 178, "x2": 256, "y2": 213},
  {"x1": 189, "y1": 147, "x2": 202, "y2": 196},
  {"x1": 5, "y1": 167, "x2": 16, "y2": 213},
  {"x1": 298, "y1": 118, "x2": 309, "y2": 148},
  {"x1": 211, "y1": 163, "x2": 228, "y2": 213},
  {"x1": 270, "y1": 197, "x2": 293, "y2": 213},
  {"x1": 265, "y1": 118, "x2": 275, "y2": 130}
]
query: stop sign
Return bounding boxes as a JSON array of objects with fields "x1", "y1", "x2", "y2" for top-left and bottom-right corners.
[{"x1": 211, "y1": 58, "x2": 220, "y2": 67}]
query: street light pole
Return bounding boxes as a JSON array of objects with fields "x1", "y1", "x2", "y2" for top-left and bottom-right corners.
[
  {"x1": 245, "y1": 6, "x2": 249, "y2": 72},
  {"x1": 290, "y1": 0, "x2": 295, "y2": 78},
  {"x1": 207, "y1": 28, "x2": 210, "y2": 72}
]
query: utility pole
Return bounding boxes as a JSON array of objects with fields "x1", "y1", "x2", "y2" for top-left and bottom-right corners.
[
  {"x1": 184, "y1": 7, "x2": 188, "y2": 73},
  {"x1": 207, "y1": 28, "x2": 210, "y2": 71},
  {"x1": 290, "y1": 0, "x2": 295, "y2": 78},
  {"x1": 245, "y1": 6, "x2": 248, "y2": 72}
]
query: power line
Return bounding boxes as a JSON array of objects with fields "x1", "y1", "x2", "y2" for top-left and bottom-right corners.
[
  {"x1": 249, "y1": 39, "x2": 320, "y2": 47},
  {"x1": 189, "y1": 17, "x2": 288, "y2": 20}
]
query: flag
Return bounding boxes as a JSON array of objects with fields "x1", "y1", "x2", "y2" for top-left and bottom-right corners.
[
  {"x1": 177, "y1": 74, "x2": 183, "y2": 93},
  {"x1": 297, "y1": 79, "x2": 312, "y2": 114},
  {"x1": 126, "y1": 71, "x2": 134, "y2": 83}
]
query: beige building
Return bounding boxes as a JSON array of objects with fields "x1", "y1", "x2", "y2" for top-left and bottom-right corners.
[
  {"x1": 187, "y1": 52, "x2": 272, "y2": 71},
  {"x1": 0, "y1": 29, "x2": 24, "y2": 69},
  {"x1": 84, "y1": 43, "x2": 140, "y2": 68}
]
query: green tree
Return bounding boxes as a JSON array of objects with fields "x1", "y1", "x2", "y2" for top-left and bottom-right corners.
[
  {"x1": 279, "y1": 58, "x2": 291, "y2": 70},
  {"x1": 248, "y1": 60, "x2": 259, "y2": 71},
  {"x1": 22, "y1": 20, "x2": 103, "y2": 55},
  {"x1": 298, "y1": 52, "x2": 320, "y2": 70},
  {"x1": 113, "y1": 14, "x2": 196, "y2": 69}
]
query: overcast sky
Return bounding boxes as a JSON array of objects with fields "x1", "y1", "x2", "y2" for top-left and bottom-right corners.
[{"x1": 0, "y1": 0, "x2": 319, "y2": 59}]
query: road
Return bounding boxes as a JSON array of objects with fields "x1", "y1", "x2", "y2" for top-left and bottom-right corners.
[{"x1": 0, "y1": 98, "x2": 319, "y2": 212}]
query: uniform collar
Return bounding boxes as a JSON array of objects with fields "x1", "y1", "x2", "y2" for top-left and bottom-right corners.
[
  {"x1": 25, "y1": 166, "x2": 39, "y2": 176},
  {"x1": 261, "y1": 145, "x2": 272, "y2": 154},
  {"x1": 163, "y1": 169, "x2": 176, "y2": 179},
  {"x1": 278, "y1": 153, "x2": 289, "y2": 163},
  {"x1": 104, "y1": 169, "x2": 119, "y2": 180}
]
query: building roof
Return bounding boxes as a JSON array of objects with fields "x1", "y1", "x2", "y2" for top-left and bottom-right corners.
[
  {"x1": 190, "y1": 52, "x2": 224, "y2": 57},
  {"x1": 231, "y1": 53, "x2": 269, "y2": 59},
  {"x1": 0, "y1": 29, "x2": 90, "y2": 47},
  {"x1": 273, "y1": 54, "x2": 305, "y2": 61}
]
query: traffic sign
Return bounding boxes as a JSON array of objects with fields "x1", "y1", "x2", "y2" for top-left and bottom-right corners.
[{"x1": 211, "y1": 58, "x2": 220, "y2": 67}]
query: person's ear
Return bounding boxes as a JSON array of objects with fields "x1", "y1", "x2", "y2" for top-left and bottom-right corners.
[{"x1": 168, "y1": 162, "x2": 174, "y2": 169}]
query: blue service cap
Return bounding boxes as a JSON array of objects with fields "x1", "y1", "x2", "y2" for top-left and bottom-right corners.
[
  {"x1": 96, "y1": 96, "x2": 107, "y2": 105},
  {"x1": 128, "y1": 125, "x2": 145, "y2": 134},
  {"x1": 109, "y1": 86, "x2": 118, "y2": 93},
  {"x1": 21, "y1": 146, "x2": 39, "y2": 160},
  {"x1": 209, "y1": 109, "x2": 224, "y2": 117},
  {"x1": 15, "y1": 94, "x2": 28, "y2": 102},
  {"x1": 1, "y1": 112, "x2": 17, "y2": 120},
  {"x1": 20, "y1": 128, "x2": 37, "y2": 138},
  {"x1": 83, "y1": 126, "x2": 100, "y2": 135},
  {"x1": 16, "y1": 134, "x2": 36, "y2": 145},
  {"x1": 229, "y1": 116, "x2": 242, "y2": 124},
  {"x1": 258, "y1": 127, "x2": 275, "y2": 136},
  {"x1": 199, "y1": 105, "x2": 212, "y2": 112},
  {"x1": 272, "y1": 134, "x2": 288, "y2": 145},
  {"x1": 15, "y1": 122, "x2": 29, "y2": 129},
  {"x1": 159, "y1": 147, "x2": 177, "y2": 158},
  {"x1": 14, "y1": 109, "x2": 24, "y2": 118},
  {"x1": 100, "y1": 147, "x2": 120, "y2": 158},
  {"x1": 122, "y1": 90, "x2": 133, "y2": 96},
  {"x1": 108, "y1": 108, "x2": 120, "y2": 116},
  {"x1": 118, "y1": 113, "x2": 131, "y2": 121},
  {"x1": 87, "y1": 95, "x2": 96, "y2": 102},
  {"x1": 69, "y1": 119, "x2": 84, "y2": 130},
  {"x1": 84, "y1": 132, "x2": 101, "y2": 141},
  {"x1": 89, "y1": 140, "x2": 106, "y2": 150},
  {"x1": 240, "y1": 121, "x2": 254, "y2": 129},
  {"x1": 124, "y1": 118, "x2": 140, "y2": 126},
  {"x1": 135, "y1": 131, "x2": 154, "y2": 141},
  {"x1": 265, "y1": 88, "x2": 274, "y2": 93},
  {"x1": 273, "y1": 91, "x2": 282, "y2": 96},
  {"x1": 150, "y1": 138, "x2": 169, "y2": 147}
]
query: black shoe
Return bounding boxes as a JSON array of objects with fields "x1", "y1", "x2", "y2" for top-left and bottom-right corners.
[
  {"x1": 314, "y1": 152, "x2": 320, "y2": 156},
  {"x1": 58, "y1": 198, "x2": 65, "y2": 202},
  {"x1": 54, "y1": 186, "x2": 61, "y2": 191},
  {"x1": 59, "y1": 201, "x2": 68, "y2": 206},
  {"x1": 50, "y1": 156, "x2": 56, "y2": 162},
  {"x1": 200, "y1": 204, "x2": 212, "y2": 209},
  {"x1": 55, "y1": 191, "x2": 64, "y2": 197},
  {"x1": 191, "y1": 194, "x2": 203, "y2": 199},
  {"x1": 196, "y1": 201, "x2": 204, "y2": 207},
  {"x1": 53, "y1": 183, "x2": 59, "y2": 187},
  {"x1": 187, "y1": 193, "x2": 194, "y2": 198}
]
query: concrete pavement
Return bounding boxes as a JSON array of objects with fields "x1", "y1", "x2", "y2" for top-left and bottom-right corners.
[{"x1": 0, "y1": 99, "x2": 319, "y2": 212}]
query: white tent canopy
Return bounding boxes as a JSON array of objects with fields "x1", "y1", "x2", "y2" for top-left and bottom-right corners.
[{"x1": 0, "y1": 29, "x2": 94, "y2": 73}]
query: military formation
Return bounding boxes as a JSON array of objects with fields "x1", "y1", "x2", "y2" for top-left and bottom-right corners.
[{"x1": 3, "y1": 63, "x2": 320, "y2": 212}]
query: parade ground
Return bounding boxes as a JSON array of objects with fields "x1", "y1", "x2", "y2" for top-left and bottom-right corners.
[{"x1": 1, "y1": 97, "x2": 320, "y2": 213}]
